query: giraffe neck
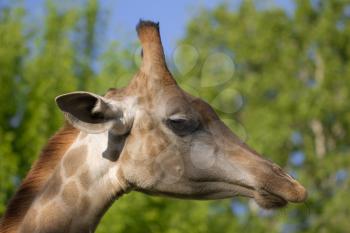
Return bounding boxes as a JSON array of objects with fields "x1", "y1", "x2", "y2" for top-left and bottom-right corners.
[{"x1": 18, "y1": 132, "x2": 127, "y2": 233}]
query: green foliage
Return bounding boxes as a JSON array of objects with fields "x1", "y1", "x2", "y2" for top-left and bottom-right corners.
[
  {"x1": 0, "y1": 0, "x2": 349, "y2": 232},
  {"x1": 0, "y1": 6, "x2": 26, "y2": 214}
]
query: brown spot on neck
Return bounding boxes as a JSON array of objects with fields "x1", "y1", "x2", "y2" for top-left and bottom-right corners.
[
  {"x1": 36, "y1": 201, "x2": 71, "y2": 233},
  {"x1": 40, "y1": 170, "x2": 63, "y2": 205},
  {"x1": 62, "y1": 181, "x2": 80, "y2": 206},
  {"x1": 79, "y1": 167, "x2": 92, "y2": 191},
  {"x1": 0, "y1": 123, "x2": 79, "y2": 233},
  {"x1": 78, "y1": 195, "x2": 91, "y2": 215},
  {"x1": 63, "y1": 146, "x2": 87, "y2": 177}
]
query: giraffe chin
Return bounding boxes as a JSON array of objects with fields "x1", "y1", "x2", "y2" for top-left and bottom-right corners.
[
  {"x1": 231, "y1": 185, "x2": 288, "y2": 209},
  {"x1": 253, "y1": 190, "x2": 288, "y2": 209}
]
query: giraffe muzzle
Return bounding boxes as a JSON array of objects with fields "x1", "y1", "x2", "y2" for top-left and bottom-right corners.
[{"x1": 251, "y1": 161, "x2": 307, "y2": 209}]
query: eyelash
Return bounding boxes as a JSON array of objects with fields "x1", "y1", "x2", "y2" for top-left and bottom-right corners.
[{"x1": 166, "y1": 118, "x2": 200, "y2": 136}]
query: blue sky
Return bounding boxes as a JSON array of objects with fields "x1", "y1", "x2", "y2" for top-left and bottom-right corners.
[
  {"x1": 101, "y1": 0, "x2": 240, "y2": 54},
  {"x1": 102, "y1": 0, "x2": 294, "y2": 54},
  {"x1": 23, "y1": 0, "x2": 295, "y2": 56}
]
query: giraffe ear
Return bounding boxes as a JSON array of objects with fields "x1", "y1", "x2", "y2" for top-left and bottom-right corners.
[{"x1": 55, "y1": 91, "x2": 127, "y2": 134}]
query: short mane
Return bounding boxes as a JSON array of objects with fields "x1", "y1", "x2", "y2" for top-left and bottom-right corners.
[{"x1": 0, "y1": 123, "x2": 79, "y2": 233}]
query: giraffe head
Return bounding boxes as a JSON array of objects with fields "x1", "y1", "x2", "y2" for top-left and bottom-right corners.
[{"x1": 56, "y1": 20, "x2": 307, "y2": 209}]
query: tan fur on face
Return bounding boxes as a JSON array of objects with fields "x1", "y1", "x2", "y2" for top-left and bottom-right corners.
[{"x1": 145, "y1": 131, "x2": 169, "y2": 157}]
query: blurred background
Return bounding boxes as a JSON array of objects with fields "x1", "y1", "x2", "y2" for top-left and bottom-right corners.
[{"x1": 1, "y1": 0, "x2": 350, "y2": 232}]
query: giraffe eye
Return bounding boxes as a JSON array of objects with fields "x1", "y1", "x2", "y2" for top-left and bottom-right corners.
[{"x1": 166, "y1": 116, "x2": 200, "y2": 136}]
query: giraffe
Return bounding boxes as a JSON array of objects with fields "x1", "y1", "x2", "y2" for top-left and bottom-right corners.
[{"x1": 0, "y1": 20, "x2": 307, "y2": 233}]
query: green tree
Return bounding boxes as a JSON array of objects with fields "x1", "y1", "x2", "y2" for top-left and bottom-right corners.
[{"x1": 0, "y1": 6, "x2": 27, "y2": 214}]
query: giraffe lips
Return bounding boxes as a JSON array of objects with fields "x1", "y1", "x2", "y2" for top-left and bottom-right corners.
[
  {"x1": 230, "y1": 157, "x2": 307, "y2": 208},
  {"x1": 234, "y1": 181, "x2": 307, "y2": 209},
  {"x1": 252, "y1": 180, "x2": 307, "y2": 209},
  {"x1": 235, "y1": 185, "x2": 288, "y2": 209},
  {"x1": 253, "y1": 188, "x2": 288, "y2": 209}
]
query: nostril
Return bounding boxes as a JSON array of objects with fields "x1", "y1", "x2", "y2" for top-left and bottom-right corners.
[{"x1": 272, "y1": 164, "x2": 283, "y2": 173}]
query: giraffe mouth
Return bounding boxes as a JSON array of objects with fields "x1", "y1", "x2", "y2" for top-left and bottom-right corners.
[
  {"x1": 253, "y1": 188, "x2": 288, "y2": 209},
  {"x1": 238, "y1": 180, "x2": 307, "y2": 209},
  {"x1": 185, "y1": 179, "x2": 291, "y2": 208},
  {"x1": 231, "y1": 183, "x2": 288, "y2": 209},
  {"x1": 176, "y1": 176, "x2": 298, "y2": 208}
]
